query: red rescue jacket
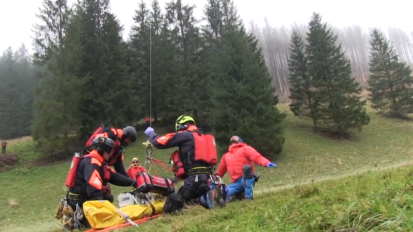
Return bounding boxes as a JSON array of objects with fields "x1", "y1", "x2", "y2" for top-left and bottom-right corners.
[
  {"x1": 127, "y1": 166, "x2": 147, "y2": 181},
  {"x1": 150, "y1": 125, "x2": 217, "y2": 168},
  {"x1": 85, "y1": 126, "x2": 123, "y2": 165},
  {"x1": 216, "y1": 143, "x2": 270, "y2": 183}
]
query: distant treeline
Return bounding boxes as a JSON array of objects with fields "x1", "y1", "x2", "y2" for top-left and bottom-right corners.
[{"x1": 250, "y1": 22, "x2": 413, "y2": 99}]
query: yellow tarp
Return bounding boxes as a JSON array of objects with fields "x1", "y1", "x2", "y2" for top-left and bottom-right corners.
[{"x1": 83, "y1": 200, "x2": 165, "y2": 229}]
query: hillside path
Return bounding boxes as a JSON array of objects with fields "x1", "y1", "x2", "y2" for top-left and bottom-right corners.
[{"x1": 4, "y1": 159, "x2": 413, "y2": 232}]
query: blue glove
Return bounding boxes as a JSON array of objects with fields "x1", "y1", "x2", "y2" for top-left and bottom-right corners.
[
  {"x1": 144, "y1": 127, "x2": 154, "y2": 136},
  {"x1": 266, "y1": 162, "x2": 277, "y2": 168}
]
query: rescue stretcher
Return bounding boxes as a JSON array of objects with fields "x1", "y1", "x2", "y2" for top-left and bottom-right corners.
[
  {"x1": 82, "y1": 191, "x2": 166, "y2": 232},
  {"x1": 57, "y1": 141, "x2": 227, "y2": 232}
]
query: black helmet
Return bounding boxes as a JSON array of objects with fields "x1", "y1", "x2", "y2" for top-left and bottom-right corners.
[
  {"x1": 123, "y1": 126, "x2": 137, "y2": 142},
  {"x1": 92, "y1": 137, "x2": 114, "y2": 156}
]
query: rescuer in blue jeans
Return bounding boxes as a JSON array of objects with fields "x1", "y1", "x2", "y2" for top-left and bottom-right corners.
[{"x1": 215, "y1": 136, "x2": 277, "y2": 201}]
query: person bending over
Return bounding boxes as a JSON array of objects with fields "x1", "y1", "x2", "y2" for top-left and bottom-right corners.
[
  {"x1": 64, "y1": 137, "x2": 137, "y2": 229},
  {"x1": 215, "y1": 136, "x2": 277, "y2": 201}
]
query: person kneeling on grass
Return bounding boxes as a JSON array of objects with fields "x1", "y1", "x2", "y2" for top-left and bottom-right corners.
[
  {"x1": 215, "y1": 135, "x2": 277, "y2": 201},
  {"x1": 63, "y1": 137, "x2": 138, "y2": 230}
]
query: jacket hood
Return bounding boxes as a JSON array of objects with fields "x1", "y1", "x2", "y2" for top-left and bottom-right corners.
[{"x1": 228, "y1": 142, "x2": 247, "y2": 152}]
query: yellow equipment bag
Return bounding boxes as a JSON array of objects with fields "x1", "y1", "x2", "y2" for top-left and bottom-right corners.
[
  {"x1": 120, "y1": 199, "x2": 165, "y2": 219},
  {"x1": 83, "y1": 199, "x2": 165, "y2": 229},
  {"x1": 83, "y1": 200, "x2": 124, "y2": 229}
]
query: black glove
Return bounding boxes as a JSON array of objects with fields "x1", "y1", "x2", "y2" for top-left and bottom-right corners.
[
  {"x1": 254, "y1": 174, "x2": 260, "y2": 183},
  {"x1": 132, "y1": 181, "x2": 137, "y2": 188},
  {"x1": 172, "y1": 177, "x2": 180, "y2": 184},
  {"x1": 102, "y1": 183, "x2": 112, "y2": 198}
]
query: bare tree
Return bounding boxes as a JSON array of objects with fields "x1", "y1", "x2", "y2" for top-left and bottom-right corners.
[
  {"x1": 251, "y1": 18, "x2": 291, "y2": 100},
  {"x1": 249, "y1": 22, "x2": 413, "y2": 98},
  {"x1": 388, "y1": 27, "x2": 413, "y2": 67},
  {"x1": 336, "y1": 26, "x2": 370, "y2": 84}
]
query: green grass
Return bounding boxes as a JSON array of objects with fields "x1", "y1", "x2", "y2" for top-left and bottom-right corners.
[
  {"x1": 2, "y1": 136, "x2": 44, "y2": 163},
  {"x1": 122, "y1": 165, "x2": 413, "y2": 232},
  {"x1": 1, "y1": 105, "x2": 413, "y2": 231}
]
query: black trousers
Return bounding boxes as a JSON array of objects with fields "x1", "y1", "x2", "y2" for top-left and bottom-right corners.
[
  {"x1": 1, "y1": 147, "x2": 5, "y2": 154},
  {"x1": 178, "y1": 174, "x2": 210, "y2": 202}
]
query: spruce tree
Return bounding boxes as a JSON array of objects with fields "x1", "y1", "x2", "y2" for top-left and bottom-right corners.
[
  {"x1": 69, "y1": 0, "x2": 136, "y2": 138},
  {"x1": 210, "y1": 25, "x2": 285, "y2": 156},
  {"x1": 164, "y1": 0, "x2": 203, "y2": 118},
  {"x1": 288, "y1": 31, "x2": 318, "y2": 130},
  {"x1": 200, "y1": 0, "x2": 245, "y2": 128},
  {"x1": 368, "y1": 28, "x2": 413, "y2": 116},
  {"x1": 129, "y1": 0, "x2": 150, "y2": 119},
  {"x1": 32, "y1": 0, "x2": 84, "y2": 154},
  {"x1": 0, "y1": 48, "x2": 16, "y2": 138},
  {"x1": 306, "y1": 13, "x2": 369, "y2": 135},
  {"x1": 148, "y1": 0, "x2": 168, "y2": 122},
  {"x1": 129, "y1": 0, "x2": 168, "y2": 123}
]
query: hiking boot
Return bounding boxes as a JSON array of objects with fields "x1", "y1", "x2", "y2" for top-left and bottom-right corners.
[
  {"x1": 62, "y1": 216, "x2": 74, "y2": 231},
  {"x1": 235, "y1": 193, "x2": 244, "y2": 200}
]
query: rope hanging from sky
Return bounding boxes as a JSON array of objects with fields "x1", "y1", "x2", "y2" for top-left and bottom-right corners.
[{"x1": 149, "y1": 0, "x2": 152, "y2": 127}]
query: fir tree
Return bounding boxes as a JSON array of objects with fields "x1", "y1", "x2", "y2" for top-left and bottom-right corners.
[
  {"x1": 32, "y1": 0, "x2": 84, "y2": 154},
  {"x1": 129, "y1": 0, "x2": 168, "y2": 123},
  {"x1": 305, "y1": 13, "x2": 369, "y2": 135},
  {"x1": 148, "y1": 0, "x2": 167, "y2": 122},
  {"x1": 368, "y1": 28, "x2": 413, "y2": 116},
  {"x1": 162, "y1": 0, "x2": 204, "y2": 120},
  {"x1": 69, "y1": 0, "x2": 135, "y2": 138},
  {"x1": 129, "y1": 0, "x2": 150, "y2": 119},
  {"x1": 200, "y1": 0, "x2": 244, "y2": 127},
  {"x1": 210, "y1": 25, "x2": 285, "y2": 156},
  {"x1": 0, "y1": 47, "x2": 36, "y2": 139},
  {"x1": 288, "y1": 31, "x2": 318, "y2": 130}
]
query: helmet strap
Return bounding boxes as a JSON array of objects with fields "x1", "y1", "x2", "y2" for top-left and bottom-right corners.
[
  {"x1": 177, "y1": 124, "x2": 188, "y2": 132},
  {"x1": 97, "y1": 147, "x2": 105, "y2": 156}
]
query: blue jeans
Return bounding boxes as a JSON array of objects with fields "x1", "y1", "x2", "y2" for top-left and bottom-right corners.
[{"x1": 227, "y1": 176, "x2": 255, "y2": 199}]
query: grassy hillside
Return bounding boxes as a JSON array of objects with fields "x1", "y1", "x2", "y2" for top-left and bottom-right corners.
[
  {"x1": 124, "y1": 165, "x2": 413, "y2": 232},
  {"x1": 1, "y1": 105, "x2": 413, "y2": 231}
]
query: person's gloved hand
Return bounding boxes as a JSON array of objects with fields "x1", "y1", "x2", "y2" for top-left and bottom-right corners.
[
  {"x1": 144, "y1": 127, "x2": 154, "y2": 136},
  {"x1": 102, "y1": 184, "x2": 112, "y2": 198},
  {"x1": 132, "y1": 181, "x2": 137, "y2": 188},
  {"x1": 266, "y1": 162, "x2": 277, "y2": 168},
  {"x1": 171, "y1": 177, "x2": 180, "y2": 184}
]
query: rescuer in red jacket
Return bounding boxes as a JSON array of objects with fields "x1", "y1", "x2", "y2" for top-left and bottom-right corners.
[
  {"x1": 1, "y1": 141, "x2": 7, "y2": 154},
  {"x1": 127, "y1": 157, "x2": 147, "y2": 181},
  {"x1": 85, "y1": 125, "x2": 137, "y2": 177},
  {"x1": 215, "y1": 135, "x2": 277, "y2": 201},
  {"x1": 144, "y1": 115, "x2": 218, "y2": 213},
  {"x1": 145, "y1": 115, "x2": 151, "y2": 128},
  {"x1": 64, "y1": 137, "x2": 138, "y2": 230}
]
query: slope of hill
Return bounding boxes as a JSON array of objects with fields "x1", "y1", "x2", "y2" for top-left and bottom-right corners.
[
  {"x1": 1, "y1": 105, "x2": 413, "y2": 232},
  {"x1": 123, "y1": 165, "x2": 413, "y2": 232}
]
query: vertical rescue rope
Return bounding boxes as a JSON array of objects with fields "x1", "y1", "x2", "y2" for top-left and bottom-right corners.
[
  {"x1": 144, "y1": 0, "x2": 153, "y2": 170},
  {"x1": 149, "y1": 0, "x2": 152, "y2": 127}
]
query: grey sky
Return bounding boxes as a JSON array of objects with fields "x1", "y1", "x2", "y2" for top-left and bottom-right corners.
[{"x1": 1, "y1": 0, "x2": 412, "y2": 54}]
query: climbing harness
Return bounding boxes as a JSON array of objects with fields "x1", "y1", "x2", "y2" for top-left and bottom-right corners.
[
  {"x1": 73, "y1": 204, "x2": 84, "y2": 229},
  {"x1": 142, "y1": 140, "x2": 173, "y2": 176},
  {"x1": 210, "y1": 175, "x2": 227, "y2": 207}
]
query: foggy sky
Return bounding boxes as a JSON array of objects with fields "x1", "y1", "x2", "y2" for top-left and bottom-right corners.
[{"x1": 1, "y1": 0, "x2": 412, "y2": 54}]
